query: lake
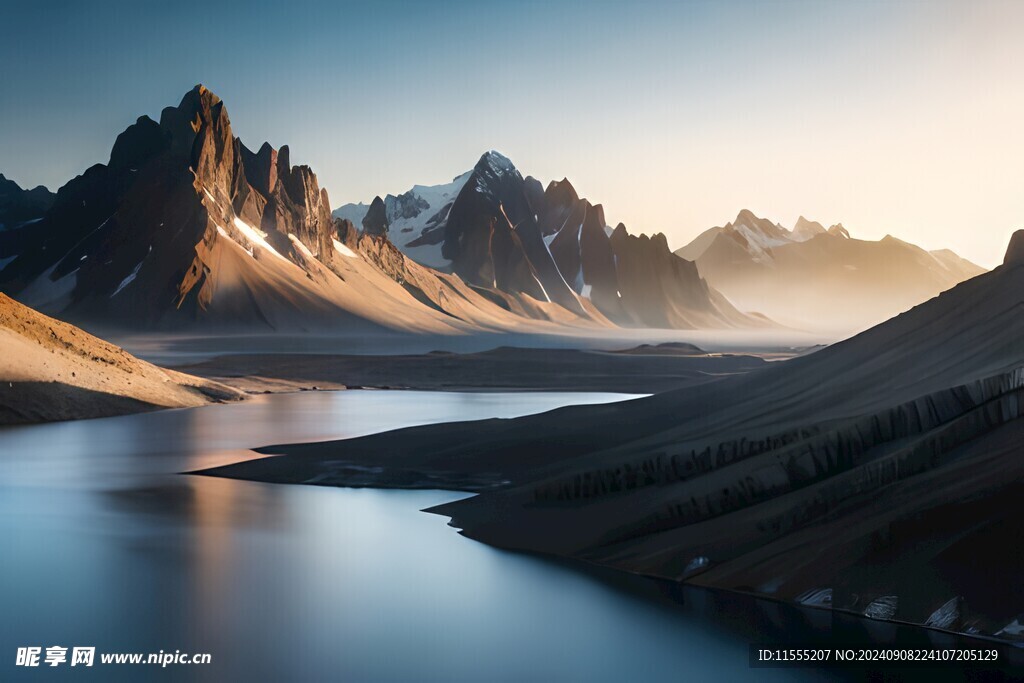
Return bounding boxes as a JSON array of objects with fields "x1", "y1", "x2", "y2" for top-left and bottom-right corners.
[{"x1": 0, "y1": 390, "x2": 827, "y2": 681}]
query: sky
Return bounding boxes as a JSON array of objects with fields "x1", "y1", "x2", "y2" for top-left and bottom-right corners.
[{"x1": 1, "y1": 0, "x2": 1021, "y2": 267}]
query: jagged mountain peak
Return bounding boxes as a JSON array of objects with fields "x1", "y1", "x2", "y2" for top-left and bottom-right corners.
[
  {"x1": 340, "y1": 158, "x2": 770, "y2": 330},
  {"x1": 184, "y1": 83, "x2": 221, "y2": 108},
  {"x1": 468, "y1": 151, "x2": 522, "y2": 193},
  {"x1": 164, "y1": 84, "x2": 226, "y2": 130},
  {"x1": 792, "y1": 215, "x2": 826, "y2": 240},
  {"x1": 734, "y1": 208, "x2": 761, "y2": 223},
  {"x1": 730, "y1": 209, "x2": 788, "y2": 237},
  {"x1": 238, "y1": 140, "x2": 279, "y2": 196},
  {"x1": 363, "y1": 196, "x2": 389, "y2": 236},
  {"x1": 477, "y1": 149, "x2": 516, "y2": 173},
  {"x1": 828, "y1": 223, "x2": 850, "y2": 239},
  {"x1": 651, "y1": 232, "x2": 670, "y2": 251},
  {"x1": 1004, "y1": 229, "x2": 1024, "y2": 266},
  {"x1": 543, "y1": 177, "x2": 580, "y2": 207},
  {"x1": 5, "y1": 89, "x2": 653, "y2": 335},
  {"x1": 0, "y1": 85, "x2": 342, "y2": 327},
  {"x1": 107, "y1": 115, "x2": 165, "y2": 170}
]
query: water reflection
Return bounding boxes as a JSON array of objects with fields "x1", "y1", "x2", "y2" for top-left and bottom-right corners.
[{"x1": 1, "y1": 391, "x2": 829, "y2": 681}]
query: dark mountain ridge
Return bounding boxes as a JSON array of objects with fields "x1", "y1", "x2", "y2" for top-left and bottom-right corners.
[
  {"x1": 0, "y1": 174, "x2": 55, "y2": 229},
  {"x1": 342, "y1": 151, "x2": 766, "y2": 330}
]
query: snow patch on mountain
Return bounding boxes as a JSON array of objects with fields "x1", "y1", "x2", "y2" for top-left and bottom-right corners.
[
  {"x1": 230, "y1": 216, "x2": 288, "y2": 262},
  {"x1": 111, "y1": 246, "x2": 152, "y2": 297},
  {"x1": 112, "y1": 261, "x2": 143, "y2": 297},
  {"x1": 333, "y1": 170, "x2": 471, "y2": 270},
  {"x1": 332, "y1": 238, "x2": 359, "y2": 259},
  {"x1": 288, "y1": 233, "x2": 315, "y2": 260},
  {"x1": 733, "y1": 223, "x2": 789, "y2": 263}
]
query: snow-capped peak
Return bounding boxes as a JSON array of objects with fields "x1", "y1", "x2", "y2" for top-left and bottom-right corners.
[
  {"x1": 479, "y1": 150, "x2": 516, "y2": 176},
  {"x1": 332, "y1": 167, "x2": 476, "y2": 270},
  {"x1": 724, "y1": 210, "x2": 792, "y2": 263}
]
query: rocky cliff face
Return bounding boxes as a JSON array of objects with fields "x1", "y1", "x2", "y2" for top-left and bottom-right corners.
[
  {"x1": 438, "y1": 151, "x2": 583, "y2": 313},
  {"x1": 0, "y1": 86, "x2": 339, "y2": 328},
  {"x1": 609, "y1": 225, "x2": 752, "y2": 328},
  {"x1": 535, "y1": 178, "x2": 754, "y2": 328},
  {"x1": 547, "y1": 191, "x2": 621, "y2": 318},
  {"x1": 338, "y1": 152, "x2": 765, "y2": 330}
]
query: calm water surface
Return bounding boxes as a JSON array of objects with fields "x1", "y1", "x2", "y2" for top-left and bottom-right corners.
[{"x1": 0, "y1": 391, "x2": 824, "y2": 681}]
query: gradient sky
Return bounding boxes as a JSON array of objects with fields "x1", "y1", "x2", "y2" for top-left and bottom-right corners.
[{"x1": 1, "y1": 0, "x2": 1021, "y2": 267}]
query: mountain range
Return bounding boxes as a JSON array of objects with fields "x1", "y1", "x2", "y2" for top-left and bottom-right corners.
[
  {"x1": 0, "y1": 86, "x2": 537, "y2": 335},
  {"x1": 677, "y1": 210, "x2": 985, "y2": 332},
  {"x1": 336, "y1": 151, "x2": 764, "y2": 330},
  {"x1": 0, "y1": 86, "x2": 763, "y2": 335},
  {"x1": 0, "y1": 85, "x2": 985, "y2": 338}
]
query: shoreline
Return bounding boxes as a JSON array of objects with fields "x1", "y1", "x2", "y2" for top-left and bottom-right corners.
[
  {"x1": 173, "y1": 344, "x2": 779, "y2": 396},
  {"x1": 189, "y1": 459, "x2": 1024, "y2": 672}
]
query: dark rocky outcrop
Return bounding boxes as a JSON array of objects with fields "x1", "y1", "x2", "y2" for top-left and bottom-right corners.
[
  {"x1": 362, "y1": 196, "x2": 389, "y2": 236},
  {"x1": 334, "y1": 217, "x2": 359, "y2": 250},
  {"x1": 1003, "y1": 229, "x2": 1024, "y2": 266},
  {"x1": 336, "y1": 154, "x2": 773, "y2": 330},
  {"x1": 424, "y1": 152, "x2": 762, "y2": 328},
  {"x1": 441, "y1": 152, "x2": 582, "y2": 312}
]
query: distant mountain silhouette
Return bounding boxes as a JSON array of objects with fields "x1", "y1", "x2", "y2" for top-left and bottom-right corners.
[
  {"x1": 0, "y1": 173, "x2": 54, "y2": 230},
  {"x1": 676, "y1": 209, "x2": 984, "y2": 332}
]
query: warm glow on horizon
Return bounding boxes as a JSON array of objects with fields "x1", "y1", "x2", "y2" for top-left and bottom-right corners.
[{"x1": 2, "y1": 0, "x2": 1021, "y2": 267}]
